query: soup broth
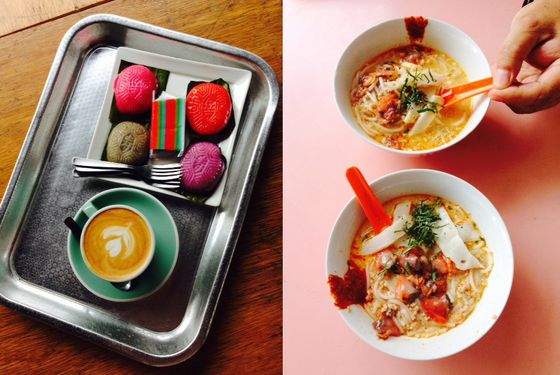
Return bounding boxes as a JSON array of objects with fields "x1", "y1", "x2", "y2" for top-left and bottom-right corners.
[
  {"x1": 350, "y1": 45, "x2": 472, "y2": 151},
  {"x1": 329, "y1": 194, "x2": 493, "y2": 340}
]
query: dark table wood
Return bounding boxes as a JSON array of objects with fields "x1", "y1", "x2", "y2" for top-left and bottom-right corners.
[{"x1": 0, "y1": 0, "x2": 282, "y2": 372}]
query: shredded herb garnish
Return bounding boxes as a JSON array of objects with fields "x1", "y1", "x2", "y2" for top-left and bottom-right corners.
[
  {"x1": 404, "y1": 262, "x2": 411, "y2": 275},
  {"x1": 417, "y1": 101, "x2": 441, "y2": 113},
  {"x1": 431, "y1": 271, "x2": 437, "y2": 282},
  {"x1": 403, "y1": 200, "x2": 442, "y2": 249},
  {"x1": 399, "y1": 69, "x2": 441, "y2": 114},
  {"x1": 376, "y1": 268, "x2": 388, "y2": 280},
  {"x1": 361, "y1": 231, "x2": 374, "y2": 243},
  {"x1": 377, "y1": 259, "x2": 396, "y2": 280}
]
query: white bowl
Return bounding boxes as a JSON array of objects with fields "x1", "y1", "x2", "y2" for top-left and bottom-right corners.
[
  {"x1": 334, "y1": 18, "x2": 491, "y2": 155},
  {"x1": 326, "y1": 169, "x2": 513, "y2": 360}
]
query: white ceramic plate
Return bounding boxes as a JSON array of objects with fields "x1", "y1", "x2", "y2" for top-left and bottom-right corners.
[
  {"x1": 334, "y1": 18, "x2": 491, "y2": 155},
  {"x1": 88, "y1": 47, "x2": 252, "y2": 206},
  {"x1": 326, "y1": 169, "x2": 513, "y2": 360}
]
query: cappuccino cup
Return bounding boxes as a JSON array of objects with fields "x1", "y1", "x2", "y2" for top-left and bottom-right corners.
[{"x1": 80, "y1": 203, "x2": 155, "y2": 282}]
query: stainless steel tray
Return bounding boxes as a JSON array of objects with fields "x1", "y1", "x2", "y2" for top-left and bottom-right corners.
[{"x1": 0, "y1": 14, "x2": 278, "y2": 366}]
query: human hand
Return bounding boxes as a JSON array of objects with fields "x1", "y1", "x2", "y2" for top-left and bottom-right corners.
[{"x1": 489, "y1": 0, "x2": 560, "y2": 113}]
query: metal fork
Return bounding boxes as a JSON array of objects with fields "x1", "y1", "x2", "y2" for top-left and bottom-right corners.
[{"x1": 72, "y1": 157, "x2": 182, "y2": 189}]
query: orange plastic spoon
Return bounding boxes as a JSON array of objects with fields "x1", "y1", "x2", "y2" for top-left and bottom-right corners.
[
  {"x1": 440, "y1": 77, "x2": 493, "y2": 107},
  {"x1": 345, "y1": 167, "x2": 392, "y2": 233}
]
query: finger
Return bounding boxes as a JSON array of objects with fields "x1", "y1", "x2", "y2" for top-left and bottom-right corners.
[
  {"x1": 494, "y1": 12, "x2": 545, "y2": 89},
  {"x1": 489, "y1": 81, "x2": 543, "y2": 113},
  {"x1": 526, "y1": 38, "x2": 560, "y2": 70},
  {"x1": 516, "y1": 62, "x2": 541, "y2": 83},
  {"x1": 489, "y1": 61, "x2": 560, "y2": 113}
]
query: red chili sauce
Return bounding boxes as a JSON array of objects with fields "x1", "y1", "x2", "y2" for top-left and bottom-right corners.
[
  {"x1": 328, "y1": 262, "x2": 367, "y2": 309},
  {"x1": 404, "y1": 16, "x2": 429, "y2": 43}
]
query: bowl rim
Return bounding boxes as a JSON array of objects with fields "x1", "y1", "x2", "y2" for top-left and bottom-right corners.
[
  {"x1": 334, "y1": 17, "x2": 492, "y2": 155},
  {"x1": 325, "y1": 168, "x2": 514, "y2": 360}
]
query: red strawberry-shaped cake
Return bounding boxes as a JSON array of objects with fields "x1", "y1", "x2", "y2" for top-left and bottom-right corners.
[
  {"x1": 180, "y1": 142, "x2": 225, "y2": 194},
  {"x1": 186, "y1": 83, "x2": 232, "y2": 135},
  {"x1": 114, "y1": 65, "x2": 158, "y2": 115}
]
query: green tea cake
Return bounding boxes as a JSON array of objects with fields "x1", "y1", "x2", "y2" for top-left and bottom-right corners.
[{"x1": 106, "y1": 121, "x2": 149, "y2": 165}]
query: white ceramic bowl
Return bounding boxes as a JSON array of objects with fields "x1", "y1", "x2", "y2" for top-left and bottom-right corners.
[
  {"x1": 334, "y1": 18, "x2": 491, "y2": 155},
  {"x1": 326, "y1": 169, "x2": 513, "y2": 360}
]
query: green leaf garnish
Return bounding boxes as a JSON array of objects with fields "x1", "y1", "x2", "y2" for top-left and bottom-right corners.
[
  {"x1": 403, "y1": 200, "x2": 442, "y2": 249},
  {"x1": 405, "y1": 262, "x2": 411, "y2": 275},
  {"x1": 399, "y1": 69, "x2": 441, "y2": 114},
  {"x1": 376, "y1": 268, "x2": 388, "y2": 280},
  {"x1": 417, "y1": 100, "x2": 442, "y2": 113},
  {"x1": 428, "y1": 69, "x2": 435, "y2": 82}
]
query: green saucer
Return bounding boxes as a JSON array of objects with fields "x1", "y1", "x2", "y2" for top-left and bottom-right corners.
[{"x1": 67, "y1": 187, "x2": 179, "y2": 302}]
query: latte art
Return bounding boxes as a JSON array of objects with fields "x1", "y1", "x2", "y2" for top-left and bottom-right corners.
[
  {"x1": 82, "y1": 207, "x2": 154, "y2": 281},
  {"x1": 103, "y1": 224, "x2": 136, "y2": 258}
]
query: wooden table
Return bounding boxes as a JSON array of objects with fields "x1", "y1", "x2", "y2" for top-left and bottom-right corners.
[{"x1": 0, "y1": 0, "x2": 282, "y2": 373}]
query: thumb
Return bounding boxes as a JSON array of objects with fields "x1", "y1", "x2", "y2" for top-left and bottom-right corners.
[
  {"x1": 494, "y1": 13, "x2": 544, "y2": 89},
  {"x1": 489, "y1": 61, "x2": 560, "y2": 113}
]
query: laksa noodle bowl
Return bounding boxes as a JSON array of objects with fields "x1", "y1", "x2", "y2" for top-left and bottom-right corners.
[
  {"x1": 335, "y1": 17, "x2": 491, "y2": 154},
  {"x1": 326, "y1": 170, "x2": 513, "y2": 359}
]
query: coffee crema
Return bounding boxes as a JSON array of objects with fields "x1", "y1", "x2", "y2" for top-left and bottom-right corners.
[{"x1": 82, "y1": 207, "x2": 153, "y2": 281}]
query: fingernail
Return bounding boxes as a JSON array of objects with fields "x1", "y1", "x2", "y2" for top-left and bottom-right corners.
[{"x1": 494, "y1": 69, "x2": 511, "y2": 89}]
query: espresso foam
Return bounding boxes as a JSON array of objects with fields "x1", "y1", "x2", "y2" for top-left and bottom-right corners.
[
  {"x1": 103, "y1": 225, "x2": 136, "y2": 258},
  {"x1": 83, "y1": 207, "x2": 153, "y2": 280}
]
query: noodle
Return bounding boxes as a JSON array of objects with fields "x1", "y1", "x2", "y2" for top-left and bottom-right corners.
[
  {"x1": 350, "y1": 45, "x2": 473, "y2": 151},
  {"x1": 388, "y1": 299, "x2": 413, "y2": 323},
  {"x1": 350, "y1": 194, "x2": 493, "y2": 339},
  {"x1": 372, "y1": 276, "x2": 393, "y2": 301},
  {"x1": 448, "y1": 276, "x2": 457, "y2": 304},
  {"x1": 481, "y1": 249, "x2": 494, "y2": 274},
  {"x1": 469, "y1": 270, "x2": 479, "y2": 292}
]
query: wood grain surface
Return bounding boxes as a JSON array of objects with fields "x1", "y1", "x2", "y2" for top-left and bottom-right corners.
[
  {"x1": 0, "y1": 0, "x2": 282, "y2": 373},
  {"x1": 0, "y1": 0, "x2": 107, "y2": 36}
]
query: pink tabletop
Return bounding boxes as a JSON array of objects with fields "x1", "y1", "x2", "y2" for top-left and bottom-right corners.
[{"x1": 284, "y1": 0, "x2": 560, "y2": 373}]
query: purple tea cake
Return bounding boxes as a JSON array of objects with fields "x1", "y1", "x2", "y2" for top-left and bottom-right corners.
[{"x1": 180, "y1": 142, "x2": 225, "y2": 194}]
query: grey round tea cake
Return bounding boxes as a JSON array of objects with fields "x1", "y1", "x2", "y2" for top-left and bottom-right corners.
[{"x1": 106, "y1": 121, "x2": 149, "y2": 165}]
